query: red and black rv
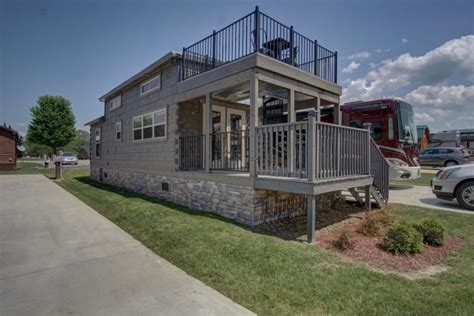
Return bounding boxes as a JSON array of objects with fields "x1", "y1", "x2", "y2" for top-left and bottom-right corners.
[{"x1": 340, "y1": 99, "x2": 421, "y2": 180}]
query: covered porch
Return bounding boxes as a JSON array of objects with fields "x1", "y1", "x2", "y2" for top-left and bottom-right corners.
[
  {"x1": 177, "y1": 72, "x2": 343, "y2": 175},
  {"x1": 174, "y1": 67, "x2": 388, "y2": 242}
]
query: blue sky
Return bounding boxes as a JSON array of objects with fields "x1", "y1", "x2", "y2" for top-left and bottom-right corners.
[{"x1": 1, "y1": 0, "x2": 473, "y2": 135}]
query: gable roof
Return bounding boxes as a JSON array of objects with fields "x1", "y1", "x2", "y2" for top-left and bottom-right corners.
[
  {"x1": 0, "y1": 125, "x2": 19, "y2": 136},
  {"x1": 99, "y1": 51, "x2": 180, "y2": 102},
  {"x1": 84, "y1": 116, "x2": 105, "y2": 126}
]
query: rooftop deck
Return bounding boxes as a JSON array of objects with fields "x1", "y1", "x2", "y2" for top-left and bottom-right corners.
[{"x1": 180, "y1": 6, "x2": 338, "y2": 83}]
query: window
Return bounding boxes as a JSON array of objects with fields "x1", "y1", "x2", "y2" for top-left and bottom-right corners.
[
  {"x1": 350, "y1": 120, "x2": 362, "y2": 128},
  {"x1": 140, "y1": 74, "x2": 161, "y2": 95},
  {"x1": 109, "y1": 95, "x2": 121, "y2": 111},
  {"x1": 95, "y1": 127, "x2": 101, "y2": 158},
  {"x1": 372, "y1": 121, "x2": 383, "y2": 140},
  {"x1": 388, "y1": 117, "x2": 394, "y2": 140},
  {"x1": 133, "y1": 108, "x2": 166, "y2": 141},
  {"x1": 115, "y1": 121, "x2": 122, "y2": 141},
  {"x1": 438, "y1": 149, "x2": 453, "y2": 154}
]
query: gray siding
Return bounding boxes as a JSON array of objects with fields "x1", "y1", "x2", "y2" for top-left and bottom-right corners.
[{"x1": 99, "y1": 64, "x2": 180, "y2": 173}]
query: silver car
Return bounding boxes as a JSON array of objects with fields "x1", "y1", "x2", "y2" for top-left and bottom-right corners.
[
  {"x1": 60, "y1": 152, "x2": 79, "y2": 165},
  {"x1": 432, "y1": 164, "x2": 474, "y2": 210},
  {"x1": 419, "y1": 147, "x2": 470, "y2": 167}
]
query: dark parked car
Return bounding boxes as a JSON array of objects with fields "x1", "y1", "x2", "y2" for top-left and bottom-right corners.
[{"x1": 419, "y1": 147, "x2": 470, "y2": 167}]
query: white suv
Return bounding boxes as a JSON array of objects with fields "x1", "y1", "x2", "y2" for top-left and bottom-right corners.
[{"x1": 431, "y1": 164, "x2": 474, "y2": 210}]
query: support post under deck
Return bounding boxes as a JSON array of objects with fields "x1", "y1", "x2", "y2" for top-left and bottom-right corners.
[
  {"x1": 307, "y1": 195, "x2": 316, "y2": 243},
  {"x1": 307, "y1": 109, "x2": 317, "y2": 244},
  {"x1": 365, "y1": 185, "x2": 371, "y2": 212}
]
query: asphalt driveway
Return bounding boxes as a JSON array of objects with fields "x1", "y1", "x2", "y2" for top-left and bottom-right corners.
[{"x1": 0, "y1": 175, "x2": 253, "y2": 315}]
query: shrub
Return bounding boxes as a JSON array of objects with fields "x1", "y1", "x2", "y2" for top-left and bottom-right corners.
[
  {"x1": 373, "y1": 210, "x2": 395, "y2": 226},
  {"x1": 360, "y1": 216, "x2": 380, "y2": 236},
  {"x1": 414, "y1": 219, "x2": 446, "y2": 247},
  {"x1": 383, "y1": 221, "x2": 423, "y2": 255},
  {"x1": 334, "y1": 231, "x2": 352, "y2": 251}
]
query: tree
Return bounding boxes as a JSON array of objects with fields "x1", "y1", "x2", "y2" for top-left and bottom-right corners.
[
  {"x1": 63, "y1": 129, "x2": 90, "y2": 159},
  {"x1": 27, "y1": 95, "x2": 76, "y2": 153},
  {"x1": 24, "y1": 134, "x2": 51, "y2": 157}
]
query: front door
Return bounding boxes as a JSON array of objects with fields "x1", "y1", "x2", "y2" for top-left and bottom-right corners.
[
  {"x1": 207, "y1": 106, "x2": 247, "y2": 170},
  {"x1": 226, "y1": 109, "x2": 247, "y2": 170}
]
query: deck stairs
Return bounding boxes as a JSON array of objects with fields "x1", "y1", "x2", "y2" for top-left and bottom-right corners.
[{"x1": 342, "y1": 186, "x2": 387, "y2": 208}]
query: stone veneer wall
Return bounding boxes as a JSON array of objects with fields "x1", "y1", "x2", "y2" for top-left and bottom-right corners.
[{"x1": 91, "y1": 167, "x2": 342, "y2": 226}]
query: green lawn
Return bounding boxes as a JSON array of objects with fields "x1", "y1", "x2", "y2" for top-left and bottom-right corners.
[
  {"x1": 38, "y1": 168, "x2": 473, "y2": 315},
  {"x1": 0, "y1": 161, "x2": 51, "y2": 175},
  {"x1": 391, "y1": 172, "x2": 434, "y2": 187}
]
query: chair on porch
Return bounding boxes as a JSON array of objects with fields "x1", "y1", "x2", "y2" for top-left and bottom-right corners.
[
  {"x1": 281, "y1": 46, "x2": 298, "y2": 66},
  {"x1": 251, "y1": 28, "x2": 275, "y2": 57}
]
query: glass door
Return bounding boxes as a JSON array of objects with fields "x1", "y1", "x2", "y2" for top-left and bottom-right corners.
[
  {"x1": 226, "y1": 109, "x2": 247, "y2": 170},
  {"x1": 211, "y1": 106, "x2": 225, "y2": 169}
]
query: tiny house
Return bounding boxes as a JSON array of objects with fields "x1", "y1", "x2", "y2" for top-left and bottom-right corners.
[
  {"x1": 0, "y1": 125, "x2": 18, "y2": 170},
  {"x1": 85, "y1": 7, "x2": 389, "y2": 242}
]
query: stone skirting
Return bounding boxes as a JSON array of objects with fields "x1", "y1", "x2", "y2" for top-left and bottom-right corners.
[{"x1": 90, "y1": 167, "x2": 341, "y2": 226}]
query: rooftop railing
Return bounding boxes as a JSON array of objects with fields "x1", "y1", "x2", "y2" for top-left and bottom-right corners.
[{"x1": 181, "y1": 6, "x2": 338, "y2": 83}]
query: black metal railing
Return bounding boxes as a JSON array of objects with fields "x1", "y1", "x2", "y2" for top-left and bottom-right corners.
[
  {"x1": 181, "y1": 6, "x2": 337, "y2": 83},
  {"x1": 179, "y1": 135, "x2": 205, "y2": 170}
]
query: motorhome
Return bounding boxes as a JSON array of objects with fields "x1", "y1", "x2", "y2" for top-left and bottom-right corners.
[{"x1": 340, "y1": 99, "x2": 421, "y2": 180}]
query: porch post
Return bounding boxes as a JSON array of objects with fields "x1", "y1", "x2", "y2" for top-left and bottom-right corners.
[
  {"x1": 204, "y1": 93, "x2": 212, "y2": 172},
  {"x1": 333, "y1": 103, "x2": 341, "y2": 125},
  {"x1": 315, "y1": 97, "x2": 321, "y2": 122},
  {"x1": 307, "y1": 109, "x2": 316, "y2": 182},
  {"x1": 249, "y1": 75, "x2": 259, "y2": 177},
  {"x1": 307, "y1": 108, "x2": 317, "y2": 243},
  {"x1": 307, "y1": 195, "x2": 316, "y2": 243},
  {"x1": 288, "y1": 89, "x2": 296, "y2": 175}
]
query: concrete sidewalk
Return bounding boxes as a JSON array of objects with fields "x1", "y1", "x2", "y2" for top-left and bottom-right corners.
[
  {"x1": 390, "y1": 183, "x2": 473, "y2": 215},
  {"x1": 0, "y1": 175, "x2": 254, "y2": 316}
]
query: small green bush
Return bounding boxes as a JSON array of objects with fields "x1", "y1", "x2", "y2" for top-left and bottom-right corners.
[
  {"x1": 383, "y1": 221, "x2": 423, "y2": 255},
  {"x1": 360, "y1": 216, "x2": 380, "y2": 236},
  {"x1": 414, "y1": 219, "x2": 446, "y2": 247},
  {"x1": 334, "y1": 231, "x2": 352, "y2": 251},
  {"x1": 374, "y1": 210, "x2": 395, "y2": 226}
]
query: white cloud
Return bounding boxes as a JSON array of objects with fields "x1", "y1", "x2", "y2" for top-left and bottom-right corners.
[
  {"x1": 374, "y1": 48, "x2": 390, "y2": 53},
  {"x1": 406, "y1": 85, "x2": 474, "y2": 128},
  {"x1": 348, "y1": 51, "x2": 370, "y2": 60},
  {"x1": 342, "y1": 35, "x2": 474, "y2": 102},
  {"x1": 342, "y1": 61, "x2": 360, "y2": 74},
  {"x1": 402, "y1": 38, "x2": 408, "y2": 44},
  {"x1": 341, "y1": 35, "x2": 474, "y2": 131},
  {"x1": 405, "y1": 85, "x2": 474, "y2": 108},
  {"x1": 414, "y1": 112, "x2": 435, "y2": 123}
]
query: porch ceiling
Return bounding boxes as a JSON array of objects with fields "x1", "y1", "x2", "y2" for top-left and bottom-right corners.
[{"x1": 212, "y1": 80, "x2": 318, "y2": 104}]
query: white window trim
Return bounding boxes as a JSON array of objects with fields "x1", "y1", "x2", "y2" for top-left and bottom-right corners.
[
  {"x1": 109, "y1": 95, "x2": 122, "y2": 111},
  {"x1": 140, "y1": 74, "x2": 161, "y2": 96},
  {"x1": 132, "y1": 108, "x2": 167, "y2": 142},
  {"x1": 115, "y1": 121, "x2": 122, "y2": 141}
]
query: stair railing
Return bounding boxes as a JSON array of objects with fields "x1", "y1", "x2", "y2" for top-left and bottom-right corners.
[{"x1": 369, "y1": 138, "x2": 389, "y2": 202}]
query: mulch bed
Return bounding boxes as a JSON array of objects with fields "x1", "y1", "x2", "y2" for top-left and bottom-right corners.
[{"x1": 316, "y1": 215, "x2": 465, "y2": 274}]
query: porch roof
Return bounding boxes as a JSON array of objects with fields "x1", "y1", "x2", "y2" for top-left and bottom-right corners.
[{"x1": 84, "y1": 116, "x2": 105, "y2": 126}]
